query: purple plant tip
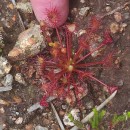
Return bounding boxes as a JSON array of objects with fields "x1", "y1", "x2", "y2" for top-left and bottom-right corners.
[
  {"x1": 40, "y1": 96, "x2": 49, "y2": 107},
  {"x1": 102, "y1": 32, "x2": 113, "y2": 45},
  {"x1": 107, "y1": 86, "x2": 118, "y2": 94},
  {"x1": 30, "y1": 0, "x2": 69, "y2": 28}
]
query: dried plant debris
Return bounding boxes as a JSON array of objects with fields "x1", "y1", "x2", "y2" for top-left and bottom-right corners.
[
  {"x1": 27, "y1": 102, "x2": 43, "y2": 113},
  {"x1": 51, "y1": 103, "x2": 65, "y2": 130},
  {"x1": 71, "y1": 91, "x2": 117, "y2": 130}
]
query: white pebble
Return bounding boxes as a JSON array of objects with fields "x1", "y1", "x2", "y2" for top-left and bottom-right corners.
[
  {"x1": 79, "y1": 7, "x2": 90, "y2": 16},
  {"x1": 15, "y1": 117, "x2": 23, "y2": 124},
  {"x1": 35, "y1": 125, "x2": 48, "y2": 130}
]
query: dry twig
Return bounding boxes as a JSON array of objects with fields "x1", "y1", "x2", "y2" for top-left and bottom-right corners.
[{"x1": 70, "y1": 90, "x2": 117, "y2": 130}]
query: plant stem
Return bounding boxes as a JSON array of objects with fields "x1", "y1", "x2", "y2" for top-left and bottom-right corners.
[
  {"x1": 88, "y1": 75, "x2": 108, "y2": 87},
  {"x1": 66, "y1": 30, "x2": 72, "y2": 60},
  {"x1": 56, "y1": 28, "x2": 62, "y2": 45},
  {"x1": 76, "y1": 61, "x2": 103, "y2": 68},
  {"x1": 76, "y1": 44, "x2": 104, "y2": 64},
  {"x1": 73, "y1": 46, "x2": 84, "y2": 62}
]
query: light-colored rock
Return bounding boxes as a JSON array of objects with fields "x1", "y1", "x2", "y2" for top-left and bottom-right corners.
[
  {"x1": 15, "y1": 73, "x2": 26, "y2": 85},
  {"x1": 8, "y1": 25, "x2": 46, "y2": 61},
  {"x1": 59, "y1": 110, "x2": 65, "y2": 116},
  {"x1": 114, "y1": 12, "x2": 122, "y2": 22},
  {"x1": 85, "y1": 98, "x2": 94, "y2": 109},
  {"x1": 25, "y1": 124, "x2": 34, "y2": 130},
  {"x1": 27, "y1": 102, "x2": 43, "y2": 113},
  {"x1": 16, "y1": 2, "x2": 32, "y2": 13},
  {"x1": 117, "y1": 79, "x2": 124, "y2": 87},
  {"x1": 80, "y1": 0, "x2": 85, "y2": 4},
  {"x1": 0, "y1": 74, "x2": 13, "y2": 92},
  {"x1": 0, "y1": 107, "x2": 5, "y2": 114},
  {"x1": 0, "y1": 57, "x2": 12, "y2": 78},
  {"x1": 79, "y1": 7, "x2": 90, "y2": 16},
  {"x1": 42, "y1": 118, "x2": 50, "y2": 126},
  {"x1": 35, "y1": 125, "x2": 48, "y2": 130},
  {"x1": 2, "y1": 74, "x2": 13, "y2": 87},
  {"x1": 105, "y1": 6, "x2": 111, "y2": 12},
  {"x1": 120, "y1": 23, "x2": 127, "y2": 32},
  {"x1": 110, "y1": 22, "x2": 119, "y2": 34},
  {"x1": 15, "y1": 117, "x2": 23, "y2": 124}
]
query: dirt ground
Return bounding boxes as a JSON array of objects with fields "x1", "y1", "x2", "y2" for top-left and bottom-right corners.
[{"x1": 0, "y1": 0, "x2": 130, "y2": 130}]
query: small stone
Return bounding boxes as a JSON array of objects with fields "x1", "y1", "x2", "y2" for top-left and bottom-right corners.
[
  {"x1": 27, "y1": 102, "x2": 43, "y2": 113},
  {"x1": 42, "y1": 118, "x2": 50, "y2": 126},
  {"x1": 25, "y1": 124, "x2": 34, "y2": 130},
  {"x1": 0, "y1": 107, "x2": 5, "y2": 114},
  {"x1": 114, "y1": 57, "x2": 121, "y2": 65},
  {"x1": 8, "y1": 48, "x2": 22, "y2": 58},
  {"x1": 15, "y1": 112, "x2": 19, "y2": 115},
  {"x1": 7, "y1": 3, "x2": 14, "y2": 10},
  {"x1": 110, "y1": 22, "x2": 119, "y2": 34},
  {"x1": 0, "y1": 124, "x2": 6, "y2": 130},
  {"x1": 79, "y1": 7, "x2": 90, "y2": 16},
  {"x1": 35, "y1": 125, "x2": 48, "y2": 130},
  {"x1": 123, "y1": 12, "x2": 130, "y2": 20},
  {"x1": 2, "y1": 74, "x2": 13, "y2": 87},
  {"x1": 61, "y1": 104, "x2": 67, "y2": 110},
  {"x1": 15, "y1": 73, "x2": 26, "y2": 85},
  {"x1": 114, "y1": 12, "x2": 122, "y2": 22},
  {"x1": 98, "y1": 94, "x2": 106, "y2": 103},
  {"x1": 16, "y1": 2, "x2": 33, "y2": 13},
  {"x1": 120, "y1": 23, "x2": 127, "y2": 32},
  {"x1": 117, "y1": 80, "x2": 124, "y2": 87},
  {"x1": 13, "y1": 96, "x2": 22, "y2": 104},
  {"x1": 0, "y1": 99, "x2": 10, "y2": 106},
  {"x1": 0, "y1": 57, "x2": 12, "y2": 78},
  {"x1": 59, "y1": 110, "x2": 65, "y2": 116},
  {"x1": 15, "y1": 117, "x2": 23, "y2": 124},
  {"x1": 85, "y1": 99, "x2": 94, "y2": 109},
  {"x1": 80, "y1": 0, "x2": 85, "y2": 3},
  {"x1": 8, "y1": 25, "x2": 46, "y2": 61},
  {"x1": 0, "y1": 74, "x2": 13, "y2": 92},
  {"x1": 71, "y1": 8, "x2": 78, "y2": 16},
  {"x1": 66, "y1": 90, "x2": 76, "y2": 105},
  {"x1": 42, "y1": 113, "x2": 48, "y2": 117},
  {"x1": 105, "y1": 6, "x2": 111, "y2": 12},
  {"x1": 51, "y1": 124, "x2": 60, "y2": 130}
]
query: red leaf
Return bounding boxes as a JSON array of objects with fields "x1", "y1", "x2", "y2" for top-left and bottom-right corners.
[
  {"x1": 106, "y1": 86, "x2": 118, "y2": 94},
  {"x1": 40, "y1": 96, "x2": 49, "y2": 107}
]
